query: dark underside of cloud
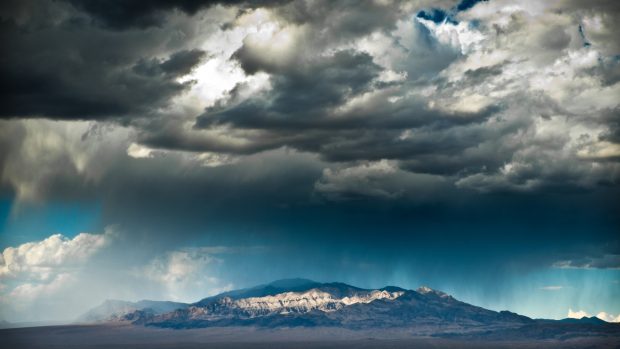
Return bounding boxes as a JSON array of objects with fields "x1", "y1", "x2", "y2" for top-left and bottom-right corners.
[
  {"x1": 0, "y1": 9, "x2": 207, "y2": 120},
  {"x1": 63, "y1": 0, "x2": 293, "y2": 29}
]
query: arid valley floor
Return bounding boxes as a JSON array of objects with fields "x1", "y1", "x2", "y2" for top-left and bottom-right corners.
[{"x1": 2, "y1": 324, "x2": 619, "y2": 349}]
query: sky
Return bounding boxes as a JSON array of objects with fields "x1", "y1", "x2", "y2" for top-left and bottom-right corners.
[{"x1": 0, "y1": 0, "x2": 619, "y2": 323}]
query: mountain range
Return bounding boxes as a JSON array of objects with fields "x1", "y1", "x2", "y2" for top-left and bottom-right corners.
[{"x1": 81, "y1": 278, "x2": 620, "y2": 340}]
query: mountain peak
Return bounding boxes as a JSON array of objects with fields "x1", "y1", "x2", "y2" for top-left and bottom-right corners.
[
  {"x1": 416, "y1": 286, "x2": 451, "y2": 298},
  {"x1": 194, "y1": 278, "x2": 322, "y2": 306},
  {"x1": 417, "y1": 286, "x2": 433, "y2": 293}
]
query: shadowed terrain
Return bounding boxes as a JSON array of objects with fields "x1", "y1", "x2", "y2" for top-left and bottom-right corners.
[{"x1": 1, "y1": 324, "x2": 619, "y2": 349}]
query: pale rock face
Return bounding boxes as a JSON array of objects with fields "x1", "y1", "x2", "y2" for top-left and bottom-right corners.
[
  {"x1": 416, "y1": 286, "x2": 451, "y2": 298},
  {"x1": 184, "y1": 288, "x2": 404, "y2": 320},
  {"x1": 417, "y1": 286, "x2": 433, "y2": 293},
  {"x1": 235, "y1": 289, "x2": 403, "y2": 314}
]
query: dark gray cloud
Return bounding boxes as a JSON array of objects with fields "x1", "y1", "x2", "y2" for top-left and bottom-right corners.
[
  {"x1": 199, "y1": 50, "x2": 383, "y2": 128},
  {"x1": 63, "y1": 0, "x2": 291, "y2": 29},
  {"x1": 599, "y1": 108, "x2": 620, "y2": 144},
  {"x1": 555, "y1": 254, "x2": 620, "y2": 269},
  {"x1": 0, "y1": 6, "x2": 206, "y2": 120},
  {"x1": 1, "y1": 0, "x2": 618, "y2": 199},
  {"x1": 136, "y1": 49, "x2": 207, "y2": 77},
  {"x1": 177, "y1": 3, "x2": 493, "y2": 164},
  {"x1": 0, "y1": 0, "x2": 619, "y2": 192},
  {"x1": 272, "y1": 0, "x2": 411, "y2": 40},
  {"x1": 553, "y1": 242, "x2": 620, "y2": 269}
]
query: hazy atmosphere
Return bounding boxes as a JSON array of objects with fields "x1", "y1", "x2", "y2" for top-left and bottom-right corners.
[{"x1": 1, "y1": 0, "x2": 619, "y2": 327}]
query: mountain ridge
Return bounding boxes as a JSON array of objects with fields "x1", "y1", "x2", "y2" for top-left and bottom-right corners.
[{"x1": 78, "y1": 279, "x2": 619, "y2": 339}]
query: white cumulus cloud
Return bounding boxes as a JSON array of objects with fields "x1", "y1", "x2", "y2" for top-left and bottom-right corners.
[
  {"x1": 140, "y1": 248, "x2": 233, "y2": 302},
  {"x1": 0, "y1": 229, "x2": 114, "y2": 280},
  {"x1": 567, "y1": 308, "x2": 590, "y2": 319},
  {"x1": 540, "y1": 285, "x2": 563, "y2": 291},
  {"x1": 567, "y1": 308, "x2": 620, "y2": 322},
  {"x1": 0, "y1": 228, "x2": 115, "y2": 322},
  {"x1": 596, "y1": 311, "x2": 620, "y2": 323}
]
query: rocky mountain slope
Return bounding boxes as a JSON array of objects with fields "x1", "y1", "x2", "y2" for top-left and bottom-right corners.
[{"x1": 79, "y1": 279, "x2": 619, "y2": 339}]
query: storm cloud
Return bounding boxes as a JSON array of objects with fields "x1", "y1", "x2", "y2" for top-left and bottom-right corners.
[{"x1": 0, "y1": 0, "x2": 619, "y2": 323}]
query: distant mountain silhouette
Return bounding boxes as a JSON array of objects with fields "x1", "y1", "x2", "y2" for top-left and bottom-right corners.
[
  {"x1": 78, "y1": 299, "x2": 188, "y2": 323},
  {"x1": 558, "y1": 316, "x2": 608, "y2": 325}
]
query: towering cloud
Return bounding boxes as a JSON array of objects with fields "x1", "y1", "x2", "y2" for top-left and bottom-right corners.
[{"x1": 0, "y1": 229, "x2": 114, "y2": 321}]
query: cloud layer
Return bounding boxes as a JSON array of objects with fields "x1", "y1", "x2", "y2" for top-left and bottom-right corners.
[{"x1": 0, "y1": 0, "x2": 618, "y2": 205}]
